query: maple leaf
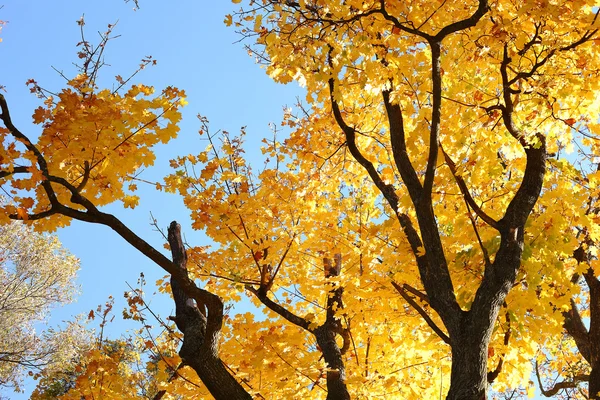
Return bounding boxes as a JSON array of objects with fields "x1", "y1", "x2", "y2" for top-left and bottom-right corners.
[{"x1": 16, "y1": 208, "x2": 28, "y2": 220}]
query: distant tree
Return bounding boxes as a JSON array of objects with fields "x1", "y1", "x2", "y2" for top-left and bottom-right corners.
[{"x1": 0, "y1": 220, "x2": 83, "y2": 392}]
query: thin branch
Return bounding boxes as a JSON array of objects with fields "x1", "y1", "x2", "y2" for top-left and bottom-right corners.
[
  {"x1": 535, "y1": 359, "x2": 589, "y2": 397},
  {"x1": 270, "y1": 345, "x2": 327, "y2": 392},
  {"x1": 391, "y1": 281, "x2": 450, "y2": 344},
  {"x1": 246, "y1": 285, "x2": 311, "y2": 331},
  {"x1": 327, "y1": 45, "x2": 399, "y2": 212},
  {"x1": 0, "y1": 166, "x2": 30, "y2": 179},
  {"x1": 402, "y1": 283, "x2": 429, "y2": 303},
  {"x1": 440, "y1": 143, "x2": 500, "y2": 230},
  {"x1": 464, "y1": 200, "x2": 492, "y2": 268},
  {"x1": 487, "y1": 310, "x2": 511, "y2": 383}
]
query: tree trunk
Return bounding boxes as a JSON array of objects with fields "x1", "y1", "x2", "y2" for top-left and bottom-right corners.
[
  {"x1": 314, "y1": 325, "x2": 351, "y2": 400},
  {"x1": 168, "y1": 221, "x2": 252, "y2": 400},
  {"x1": 589, "y1": 364, "x2": 600, "y2": 400},
  {"x1": 446, "y1": 333, "x2": 488, "y2": 400},
  {"x1": 186, "y1": 351, "x2": 253, "y2": 400}
]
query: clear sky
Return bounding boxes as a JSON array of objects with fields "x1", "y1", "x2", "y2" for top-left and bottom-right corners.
[{"x1": 1, "y1": 1, "x2": 302, "y2": 397}]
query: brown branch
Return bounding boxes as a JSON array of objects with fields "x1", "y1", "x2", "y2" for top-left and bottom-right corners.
[
  {"x1": 267, "y1": 235, "x2": 296, "y2": 291},
  {"x1": 440, "y1": 144, "x2": 500, "y2": 230},
  {"x1": 517, "y1": 22, "x2": 543, "y2": 56},
  {"x1": 464, "y1": 200, "x2": 492, "y2": 268},
  {"x1": 496, "y1": 45, "x2": 547, "y2": 231},
  {"x1": 402, "y1": 283, "x2": 429, "y2": 303},
  {"x1": 0, "y1": 94, "x2": 60, "y2": 207},
  {"x1": 0, "y1": 166, "x2": 30, "y2": 179},
  {"x1": 487, "y1": 310, "x2": 511, "y2": 383},
  {"x1": 422, "y1": 41, "x2": 441, "y2": 198},
  {"x1": 167, "y1": 222, "x2": 252, "y2": 400},
  {"x1": 329, "y1": 77, "x2": 399, "y2": 212},
  {"x1": 246, "y1": 285, "x2": 311, "y2": 331},
  {"x1": 75, "y1": 160, "x2": 90, "y2": 192},
  {"x1": 563, "y1": 298, "x2": 591, "y2": 364},
  {"x1": 381, "y1": 89, "x2": 422, "y2": 204},
  {"x1": 433, "y1": 0, "x2": 489, "y2": 41},
  {"x1": 535, "y1": 359, "x2": 589, "y2": 397},
  {"x1": 391, "y1": 281, "x2": 450, "y2": 344}
]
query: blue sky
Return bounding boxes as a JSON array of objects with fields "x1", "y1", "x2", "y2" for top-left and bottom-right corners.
[{"x1": 1, "y1": 1, "x2": 302, "y2": 397}]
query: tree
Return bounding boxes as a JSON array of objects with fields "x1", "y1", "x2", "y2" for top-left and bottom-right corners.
[
  {"x1": 0, "y1": 20, "x2": 252, "y2": 400},
  {"x1": 0, "y1": 219, "x2": 84, "y2": 392},
  {"x1": 228, "y1": 0, "x2": 600, "y2": 398},
  {"x1": 31, "y1": 294, "x2": 183, "y2": 400}
]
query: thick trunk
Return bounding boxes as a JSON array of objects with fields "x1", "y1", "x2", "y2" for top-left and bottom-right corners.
[
  {"x1": 187, "y1": 352, "x2": 253, "y2": 400},
  {"x1": 446, "y1": 328, "x2": 488, "y2": 400},
  {"x1": 589, "y1": 364, "x2": 600, "y2": 400}
]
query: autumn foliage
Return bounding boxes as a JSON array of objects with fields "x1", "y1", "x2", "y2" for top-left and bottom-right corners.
[{"x1": 2, "y1": 1, "x2": 600, "y2": 399}]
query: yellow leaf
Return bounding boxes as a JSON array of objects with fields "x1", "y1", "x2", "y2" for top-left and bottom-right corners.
[
  {"x1": 16, "y1": 208, "x2": 28, "y2": 220},
  {"x1": 254, "y1": 14, "x2": 263, "y2": 32},
  {"x1": 122, "y1": 195, "x2": 139, "y2": 209}
]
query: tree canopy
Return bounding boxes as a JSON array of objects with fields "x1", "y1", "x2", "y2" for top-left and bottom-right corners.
[
  {"x1": 0, "y1": 219, "x2": 84, "y2": 392},
  {"x1": 1, "y1": 1, "x2": 600, "y2": 399}
]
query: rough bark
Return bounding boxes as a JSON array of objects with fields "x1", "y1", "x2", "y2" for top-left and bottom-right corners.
[
  {"x1": 445, "y1": 311, "x2": 491, "y2": 400},
  {"x1": 585, "y1": 271, "x2": 600, "y2": 400},
  {"x1": 314, "y1": 325, "x2": 350, "y2": 400},
  {"x1": 167, "y1": 221, "x2": 252, "y2": 400},
  {"x1": 318, "y1": 254, "x2": 351, "y2": 400}
]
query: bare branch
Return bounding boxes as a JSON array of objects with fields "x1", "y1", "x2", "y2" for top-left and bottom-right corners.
[
  {"x1": 246, "y1": 285, "x2": 311, "y2": 331},
  {"x1": 440, "y1": 144, "x2": 500, "y2": 230},
  {"x1": 535, "y1": 359, "x2": 589, "y2": 397},
  {"x1": 391, "y1": 281, "x2": 450, "y2": 344}
]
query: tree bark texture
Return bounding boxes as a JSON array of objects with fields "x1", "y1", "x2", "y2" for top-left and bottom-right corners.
[
  {"x1": 445, "y1": 316, "x2": 489, "y2": 400},
  {"x1": 168, "y1": 221, "x2": 252, "y2": 400},
  {"x1": 319, "y1": 254, "x2": 351, "y2": 400},
  {"x1": 585, "y1": 271, "x2": 600, "y2": 399}
]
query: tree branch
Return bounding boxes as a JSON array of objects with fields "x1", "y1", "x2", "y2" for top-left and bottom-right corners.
[
  {"x1": 329, "y1": 78, "x2": 399, "y2": 212},
  {"x1": 0, "y1": 166, "x2": 30, "y2": 179},
  {"x1": 391, "y1": 281, "x2": 450, "y2": 344},
  {"x1": 563, "y1": 298, "x2": 591, "y2": 364},
  {"x1": 422, "y1": 41, "x2": 441, "y2": 199},
  {"x1": 380, "y1": 89, "x2": 423, "y2": 203},
  {"x1": 440, "y1": 144, "x2": 500, "y2": 230},
  {"x1": 487, "y1": 310, "x2": 511, "y2": 383},
  {"x1": 535, "y1": 359, "x2": 589, "y2": 397},
  {"x1": 246, "y1": 285, "x2": 311, "y2": 331},
  {"x1": 0, "y1": 94, "x2": 60, "y2": 207}
]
